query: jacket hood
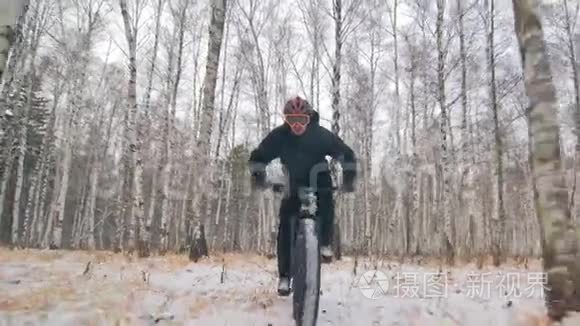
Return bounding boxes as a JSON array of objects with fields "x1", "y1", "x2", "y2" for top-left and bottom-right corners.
[{"x1": 310, "y1": 110, "x2": 320, "y2": 125}]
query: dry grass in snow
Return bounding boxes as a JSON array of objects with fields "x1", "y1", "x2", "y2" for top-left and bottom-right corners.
[{"x1": 0, "y1": 248, "x2": 565, "y2": 325}]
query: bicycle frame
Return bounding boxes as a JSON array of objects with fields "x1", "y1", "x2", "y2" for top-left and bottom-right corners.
[
  {"x1": 263, "y1": 176, "x2": 344, "y2": 325},
  {"x1": 289, "y1": 187, "x2": 318, "y2": 274},
  {"x1": 288, "y1": 187, "x2": 320, "y2": 254},
  {"x1": 268, "y1": 182, "x2": 338, "y2": 326},
  {"x1": 298, "y1": 187, "x2": 318, "y2": 217}
]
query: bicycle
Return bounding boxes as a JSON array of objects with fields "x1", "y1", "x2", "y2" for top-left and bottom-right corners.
[{"x1": 266, "y1": 181, "x2": 340, "y2": 326}]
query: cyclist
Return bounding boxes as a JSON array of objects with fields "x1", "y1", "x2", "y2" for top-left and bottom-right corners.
[{"x1": 248, "y1": 96, "x2": 357, "y2": 296}]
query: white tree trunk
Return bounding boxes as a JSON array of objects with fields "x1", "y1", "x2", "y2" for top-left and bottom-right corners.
[
  {"x1": 512, "y1": 0, "x2": 579, "y2": 320},
  {"x1": 485, "y1": 0, "x2": 505, "y2": 265},
  {"x1": 0, "y1": 0, "x2": 29, "y2": 83},
  {"x1": 50, "y1": 139, "x2": 70, "y2": 247},
  {"x1": 190, "y1": 0, "x2": 227, "y2": 260},
  {"x1": 120, "y1": 0, "x2": 144, "y2": 253},
  {"x1": 436, "y1": 0, "x2": 454, "y2": 262}
]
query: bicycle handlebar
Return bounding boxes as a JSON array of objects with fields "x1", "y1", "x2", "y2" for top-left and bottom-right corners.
[{"x1": 264, "y1": 181, "x2": 341, "y2": 194}]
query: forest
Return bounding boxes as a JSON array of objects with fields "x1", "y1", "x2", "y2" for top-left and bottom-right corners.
[{"x1": 1, "y1": 0, "x2": 580, "y2": 322}]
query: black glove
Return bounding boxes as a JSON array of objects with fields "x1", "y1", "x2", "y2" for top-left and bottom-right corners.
[
  {"x1": 342, "y1": 172, "x2": 356, "y2": 193},
  {"x1": 272, "y1": 183, "x2": 285, "y2": 193},
  {"x1": 249, "y1": 162, "x2": 267, "y2": 190},
  {"x1": 342, "y1": 180, "x2": 355, "y2": 193},
  {"x1": 251, "y1": 171, "x2": 267, "y2": 190}
]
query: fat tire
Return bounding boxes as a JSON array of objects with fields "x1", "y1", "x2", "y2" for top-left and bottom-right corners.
[{"x1": 292, "y1": 218, "x2": 321, "y2": 326}]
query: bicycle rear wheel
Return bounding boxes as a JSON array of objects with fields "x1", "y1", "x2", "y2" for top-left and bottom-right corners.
[{"x1": 292, "y1": 218, "x2": 321, "y2": 326}]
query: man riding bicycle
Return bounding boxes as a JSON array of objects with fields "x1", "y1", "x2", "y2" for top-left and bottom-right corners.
[{"x1": 248, "y1": 96, "x2": 357, "y2": 296}]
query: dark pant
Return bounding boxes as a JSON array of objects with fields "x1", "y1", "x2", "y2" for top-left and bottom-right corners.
[{"x1": 277, "y1": 190, "x2": 334, "y2": 278}]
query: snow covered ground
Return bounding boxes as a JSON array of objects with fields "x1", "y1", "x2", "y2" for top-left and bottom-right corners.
[{"x1": 0, "y1": 249, "x2": 553, "y2": 325}]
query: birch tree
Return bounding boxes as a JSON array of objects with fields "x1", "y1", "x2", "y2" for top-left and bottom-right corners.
[
  {"x1": 512, "y1": 0, "x2": 580, "y2": 321},
  {"x1": 235, "y1": 0, "x2": 272, "y2": 137},
  {"x1": 330, "y1": 0, "x2": 343, "y2": 258},
  {"x1": 0, "y1": 0, "x2": 578, "y2": 266},
  {"x1": 40, "y1": 0, "x2": 107, "y2": 249},
  {"x1": 119, "y1": 0, "x2": 145, "y2": 253},
  {"x1": 436, "y1": 0, "x2": 454, "y2": 262},
  {"x1": 141, "y1": 0, "x2": 165, "y2": 255},
  {"x1": 455, "y1": 0, "x2": 477, "y2": 259},
  {"x1": 387, "y1": 0, "x2": 401, "y2": 153},
  {"x1": 156, "y1": 0, "x2": 189, "y2": 253},
  {"x1": 190, "y1": 0, "x2": 227, "y2": 261},
  {"x1": 555, "y1": 0, "x2": 580, "y2": 221},
  {"x1": 10, "y1": 0, "x2": 48, "y2": 246},
  {"x1": 483, "y1": 0, "x2": 506, "y2": 266},
  {"x1": 0, "y1": 0, "x2": 29, "y2": 84},
  {"x1": 329, "y1": 0, "x2": 363, "y2": 138}
]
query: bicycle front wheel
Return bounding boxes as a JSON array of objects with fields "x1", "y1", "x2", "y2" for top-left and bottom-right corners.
[{"x1": 292, "y1": 218, "x2": 321, "y2": 326}]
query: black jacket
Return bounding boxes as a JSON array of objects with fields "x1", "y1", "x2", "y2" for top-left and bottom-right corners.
[{"x1": 248, "y1": 111, "x2": 357, "y2": 192}]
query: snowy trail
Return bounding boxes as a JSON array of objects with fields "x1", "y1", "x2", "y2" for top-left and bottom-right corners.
[{"x1": 0, "y1": 249, "x2": 550, "y2": 325}]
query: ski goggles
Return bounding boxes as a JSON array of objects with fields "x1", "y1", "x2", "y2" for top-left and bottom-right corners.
[{"x1": 284, "y1": 114, "x2": 310, "y2": 127}]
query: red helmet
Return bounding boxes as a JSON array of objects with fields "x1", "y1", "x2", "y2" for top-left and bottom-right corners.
[{"x1": 283, "y1": 96, "x2": 312, "y2": 135}]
